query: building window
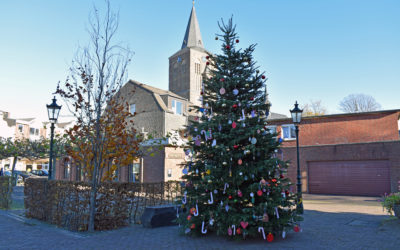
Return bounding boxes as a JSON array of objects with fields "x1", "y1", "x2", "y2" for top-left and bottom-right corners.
[
  {"x1": 131, "y1": 163, "x2": 140, "y2": 182},
  {"x1": 172, "y1": 100, "x2": 183, "y2": 115},
  {"x1": 30, "y1": 128, "x2": 35, "y2": 135},
  {"x1": 167, "y1": 169, "x2": 172, "y2": 178},
  {"x1": 18, "y1": 125, "x2": 23, "y2": 133},
  {"x1": 35, "y1": 129, "x2": 39, "y2": 136},
  {"x1": 281, "y1": 124, "x2": 296, "y2": 140},
  {"x1": 195, "y1": 63, "x2": 201, "y2": 74},
  {"x1": 130, "y1": 104, "x2": 136, "y2": 114},
  {"x1": 64, "y1": 162, "x2": 70, "y2": 179}
]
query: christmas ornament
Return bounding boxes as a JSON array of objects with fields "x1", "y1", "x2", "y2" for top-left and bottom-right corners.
[
  {"x1": 250, "y1": 192, "x2": 254, "y2": 197},
  {"x1": 212, "y1": 139, "x2": 216, "y2": 147},
  {"x1": 194, "y1": 204, "x2": 199, "y2": 216},
  {"x1": 182, "y1": 168, "x2": 188, "y2": 174},
  {"x1": 187, "y1": 215, "x2": 192, "y2": 221},
  {"x1": 232, "y1": 104, "x2": 238, "y2": 109},
  {"x1": 238, "y1": 190, "x2": 243, "y2": 197},
  {"x1": 222, "y1": 161, "x2": 227, "y2": 166},
  {"x1": 222, "y1": 103, "x2": 226, "y2": 107},
  {"x1": 267, "y1": 233, "x2": 274, "y2": 242},
  {"x1": 258, "y1": 227, "x2": 266, "y2": 240},
  {"x1": 185, "y1": 228, "x2": 191, "y2": 234},
  {"x1": 190, "y1": 207, "x2": 196, "y2": 215},
  {"x1": 209, "y1": 218, "x2": 214, "y2": 226},
  {"x1": 201, "y1": 221, "x2": 207, "y2": 234},
  {"x1": 228, "y1": 195, "x2": 233, "y2": 200},
  {"x1": 233, "y1": 88, "x2": 239, "y2": 95},
  {"x1": 219, "y1": 88, "x2": 226, "y2": 95},
  {"x1": 231, "y1": 225, "x2": 236, "y2": 235},
  {"x1": 262, "y1": 213, "x2": 269, "y2": 222},
  {"x1": 206, "y1": 55, "x2": 210, "y2": 59},
  {"x1": 223, "y1": 183, "x2": 229, "y2": 194},
  {"x1": 215, "y1": 36, "x2": 218, "y2": 40},
  {"x1": 275, "y1": 207, "x2": 279, "y2": 219},
  {"x1": 238, "y1": 159, "x2": 242, "y2": 165},
  {"x1": 256, "y1": 69, "x2": 260, "y2": 73},
  {"x1": 262, "y1": 75, "x2": 266, "y2": 79},
  {"x1": 228, "y1": 227, "x2": 233, "y2": 236},
  {"x1": 225, "y1": 205, "x2": 230, "y2": 212},
  {"x1": 240, "y1": 221, "x2": 248, "y2": 229},
  {"x1": 232, "y1": 121, "x2": 237, "y2": 128},
  {"x1": 257, "y1": 190, "x2": 263, "y2": 196},
  {"x1": 206, "y1": 61, "x2": 210, "y2": 65},
  {"x1": 190, "y1": 223, "x2": 196, "y2": 229},
  {"x1": 294, "y1": 225, "x2": 301, "y2": 232},
  {"x1": 220, "y1": 78, "x2": 225, "y2": 82},
  {"x1": 236, "y1": 227, "x2": 242, "y2": 235},
  {"x1": 208, "y1": 192, "x2": 214, "y2": 204},
  {"x1": 282, "y1": 231, "x2": 286, "y2": 239},
  {"x1": 214, "y1": 189, "x2": 218, "y2": 194},
  {"x1": 233, "y1": 145, "x2": 239, "y2": 149},
  {"x1": 226, "y1": 45, "x2": 230, "y2": 50},
  {"x1": 235, "y1": 39, "x2": 239, "y2": 43},
  {"x1": 182, "y1": 191, "x2": 187, "y2": 204},
  {"x1": 251, "y1": 137, "x2": 257, "y2": 144}
]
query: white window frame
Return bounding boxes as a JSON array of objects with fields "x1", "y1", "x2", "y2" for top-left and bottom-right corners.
[
  {"x1": 18, "y1": 124, "x2": 23, "y2": 133},
  {"x1": 172, "y1": 100, "x2": 183, "y2": 115},
  {"x1": 130, "y1": 104, "x2": 136, "y2": 114},
  {"x1": 281, "y1": 124, "x2": 297, "y2": 140}
]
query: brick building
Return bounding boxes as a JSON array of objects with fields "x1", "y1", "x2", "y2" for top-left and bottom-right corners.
[{"x1": 267, "y1": 109, "x2": 400, "y2": 196}]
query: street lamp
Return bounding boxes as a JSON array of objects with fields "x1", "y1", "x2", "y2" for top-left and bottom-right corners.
[
  {"x1": 46, "y1": 96, "x2": 61, "y2": 180},
  {"x1": 290, "y1": 101, "x2": 303, "y2": 214}
]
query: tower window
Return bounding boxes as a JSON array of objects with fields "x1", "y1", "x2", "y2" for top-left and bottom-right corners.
[
  {"x1": 172, "y1": 100, "x2": 183, "y2": 115},
  {"x1": 195, "y1": 63, "x2": 201, "y2": 74}
]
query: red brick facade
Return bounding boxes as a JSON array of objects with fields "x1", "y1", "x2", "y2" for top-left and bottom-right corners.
[{"x1": 268, "y1": 110, "x2": 400, "y2": 195}]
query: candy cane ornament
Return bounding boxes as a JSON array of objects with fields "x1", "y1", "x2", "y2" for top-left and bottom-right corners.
[
  {"x1": 223, "y1": 183, "x2": 229, "y2": 194},
  {"x1": 182, "y1": 191, "x2": 187, "y2": 204},
  {"x1": 232, "y1": 225, "x2": 236, "y2": 235},
  {"x1": 201, "y1": 221, "x2": 207, "y2": 234},
  {"x1": 258, "y1": 227, "x2": 266, "y2": 240},
  {"x1": 208, "y1": 192, "x2": 214, "y2": 204},
  {"x1": 194, "y1": 204, "x2": 199, "y2": 216}
]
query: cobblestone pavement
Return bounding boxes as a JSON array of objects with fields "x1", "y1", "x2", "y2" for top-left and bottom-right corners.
[{"x1": 1, "y1": 193, "x2": 399, "y2": 250}]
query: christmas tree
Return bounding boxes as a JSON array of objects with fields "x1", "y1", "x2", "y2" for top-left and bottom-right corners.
[{"x1": 179, "y1": 19, "x2": 302, "y2": 241}]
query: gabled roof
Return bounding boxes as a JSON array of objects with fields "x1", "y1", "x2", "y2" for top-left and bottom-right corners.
[
  {"x1": 267, "y1": 112, "x2": 288, "y2": 120},
  {"x1": 181, "y1": 6, "x2": 204, "y2": 49},
  {"x1": 128, "y1": 80, "x2": 188, "y2": 113}
]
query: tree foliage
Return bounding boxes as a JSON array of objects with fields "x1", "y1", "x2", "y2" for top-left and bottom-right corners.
[
  {"x1": 55, "y1": 1, "x2": 137, "y2": 232},
  {"x1": 339, "y1": 94, "x2": 381, "y2": 113},
  {"x1": 301, "y1": 100, "x2": 327, "y2": 117},
  {"x1": 179, "y1": 19, "x2": 302, "y2": 241}
]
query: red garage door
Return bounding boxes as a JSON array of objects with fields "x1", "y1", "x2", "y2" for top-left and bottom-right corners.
[{"x1": 308, "y1": 160, "x2": 391, "y2": 196}]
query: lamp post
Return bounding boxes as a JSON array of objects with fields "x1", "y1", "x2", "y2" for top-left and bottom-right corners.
[
  {"x1": 46, "y1": 97, "x2": 61, "y2": 180},
  {"x1": 290, "y1": 101, "x2": 303, "y2": 214}
]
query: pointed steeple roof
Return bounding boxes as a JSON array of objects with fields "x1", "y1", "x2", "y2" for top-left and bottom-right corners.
[{"x1": 181, "y1": 5, "x2": 204, "y2": 49}]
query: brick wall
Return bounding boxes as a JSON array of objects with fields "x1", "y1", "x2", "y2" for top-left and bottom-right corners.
[
  {"x1": 269, "y1": 111, "x2": 400, "y2": 147},
  {"x1": 282, "y1": 140, "x2": 400, "y2": 194}
]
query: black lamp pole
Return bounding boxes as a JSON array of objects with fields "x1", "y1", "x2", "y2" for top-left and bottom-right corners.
[
  {"x1": 46, "y1": 97, "x2": 61, "y2": 180},
  {"x1": 49, "y1": 123, "x2": 55, "y2": 180},
  {"x1": 290, "y1": 101, "x2": 303, "y2": 214}
]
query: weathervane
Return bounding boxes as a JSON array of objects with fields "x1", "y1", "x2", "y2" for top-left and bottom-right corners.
[{"x1": 193, "y1": 0, "x2": 195, "y2": 6}]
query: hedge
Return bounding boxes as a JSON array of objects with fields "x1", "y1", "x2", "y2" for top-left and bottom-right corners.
[
  {"x1": 0, "y1": 176, "x2": 13, "y2": 209},
  {"x1": 24, "y1": 178, "x2": 182, "y2": 231}
]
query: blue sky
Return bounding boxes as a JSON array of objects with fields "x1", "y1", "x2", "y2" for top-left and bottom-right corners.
[{"x1": 0, "y1": 0, "x2": 399, "y2": 121}]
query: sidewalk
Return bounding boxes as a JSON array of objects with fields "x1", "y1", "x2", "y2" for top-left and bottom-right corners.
[{"x1": 1, "y1": 194, "x2": 399, "y2": 249}]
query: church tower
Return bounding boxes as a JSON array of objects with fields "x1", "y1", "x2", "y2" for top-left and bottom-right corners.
[{"x1": 169, "y1": 4, "x2": 208, "y2": 107}]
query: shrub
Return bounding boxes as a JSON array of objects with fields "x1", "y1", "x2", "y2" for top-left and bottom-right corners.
[{"x1": 381, "y1": 192, "x2": 400, "y2": 215}]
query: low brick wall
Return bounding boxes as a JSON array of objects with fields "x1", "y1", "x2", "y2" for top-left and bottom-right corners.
[{"x1": 24, "y1": 178, "x2": 182, "y2": 231}]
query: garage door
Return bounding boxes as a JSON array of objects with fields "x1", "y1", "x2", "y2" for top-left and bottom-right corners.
[{"x1": 308, "y1": 160, "x2": 390, "y2": 196}]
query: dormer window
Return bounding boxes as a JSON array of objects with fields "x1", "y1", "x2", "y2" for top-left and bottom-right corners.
[{"x1": 172, "y1": 100, "x2": 183, "y2": 115}]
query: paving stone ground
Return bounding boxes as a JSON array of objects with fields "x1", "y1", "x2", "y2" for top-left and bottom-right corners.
[{"x1": 1, "y1": 189, "x2": 399, "y2": 250}]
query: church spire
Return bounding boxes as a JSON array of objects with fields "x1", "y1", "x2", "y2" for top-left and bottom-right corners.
[{"x1": 181, "y1": 4, "x2": 204, "y2": 49}]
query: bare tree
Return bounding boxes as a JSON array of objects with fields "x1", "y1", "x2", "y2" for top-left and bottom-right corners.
[
  {"x1": 56, "y1": 1, "x2": 133, "y2": 232},
  {"x1": 339, "y1": 94, "x2": 381, "y2": 113},
  {"x1": 301, "y1": 100, "x2": 328, "y2": 117}
]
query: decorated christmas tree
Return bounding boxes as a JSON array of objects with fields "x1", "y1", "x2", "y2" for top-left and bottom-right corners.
[{"x1": 179, "y1": 19, "x2": 302, "y2": 241}]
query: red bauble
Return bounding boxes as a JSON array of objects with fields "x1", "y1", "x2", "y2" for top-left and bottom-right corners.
[
  {"x1": 294, "y1": 225, "x2": 300, "y2": 232},
  {"x1": 235, "y1": 39, "x2": 239, "y2": 43},
  {"x1": 191, "y1": 223, "x2": 196, "y2": 229},
  {"x1": 257, "y1": 190, "x2": 263, "y2": 196},
  {"x1": 200, "y1": 91, "x2": 203, "y2": 95},
  {"x1": 280, "y1": 174, "x2": 284, "y2": 178},
  {"x1": 236, "y1": 227, "x2": 242, "y2": 235},
  {"x1": 206, "y1": 55, "x2": 210, "y2": 59},
  {"x1": 226, "y1": 45, "x2": 231, "y2": 50},
  {"x1": 233, "y1": 145, "x2": 239, "y2": 149},
  {"x1": 229, "y1": 195, "x2": 233, "y2": 200},
  {"x1": 232, "y1": 104, "x2": 238, "y2": 108},
  {"x1": 285, "y1": 190, "x2": 290, "y2": 196},
  {"x1": 187, "y1": 215, "x2": 192, "y2": 221},
  {"x1": 262, "y1": 75, "x2": 266, "y2": 79},
  {"x1": 206, "y1": 61, "x2": 210, "y2": 65},
  {"x1": 220, "y1": 78, "x2": 225, "y2": 82},
  {"x1": 232, "y1": 121, "x2": 237, "y2": 128},
  {"x1": 267, "y1": 233, "x2": 274, "y2": 242},
  {"x1": 250, "y1": 97, "x2": 254, "y2": 101},
  {"x1": 271, "y1": 178, "x2": 277, "y2": 183},
  {"x1": 190, "y1": 207, "x2": 196, "y2": 215}
]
